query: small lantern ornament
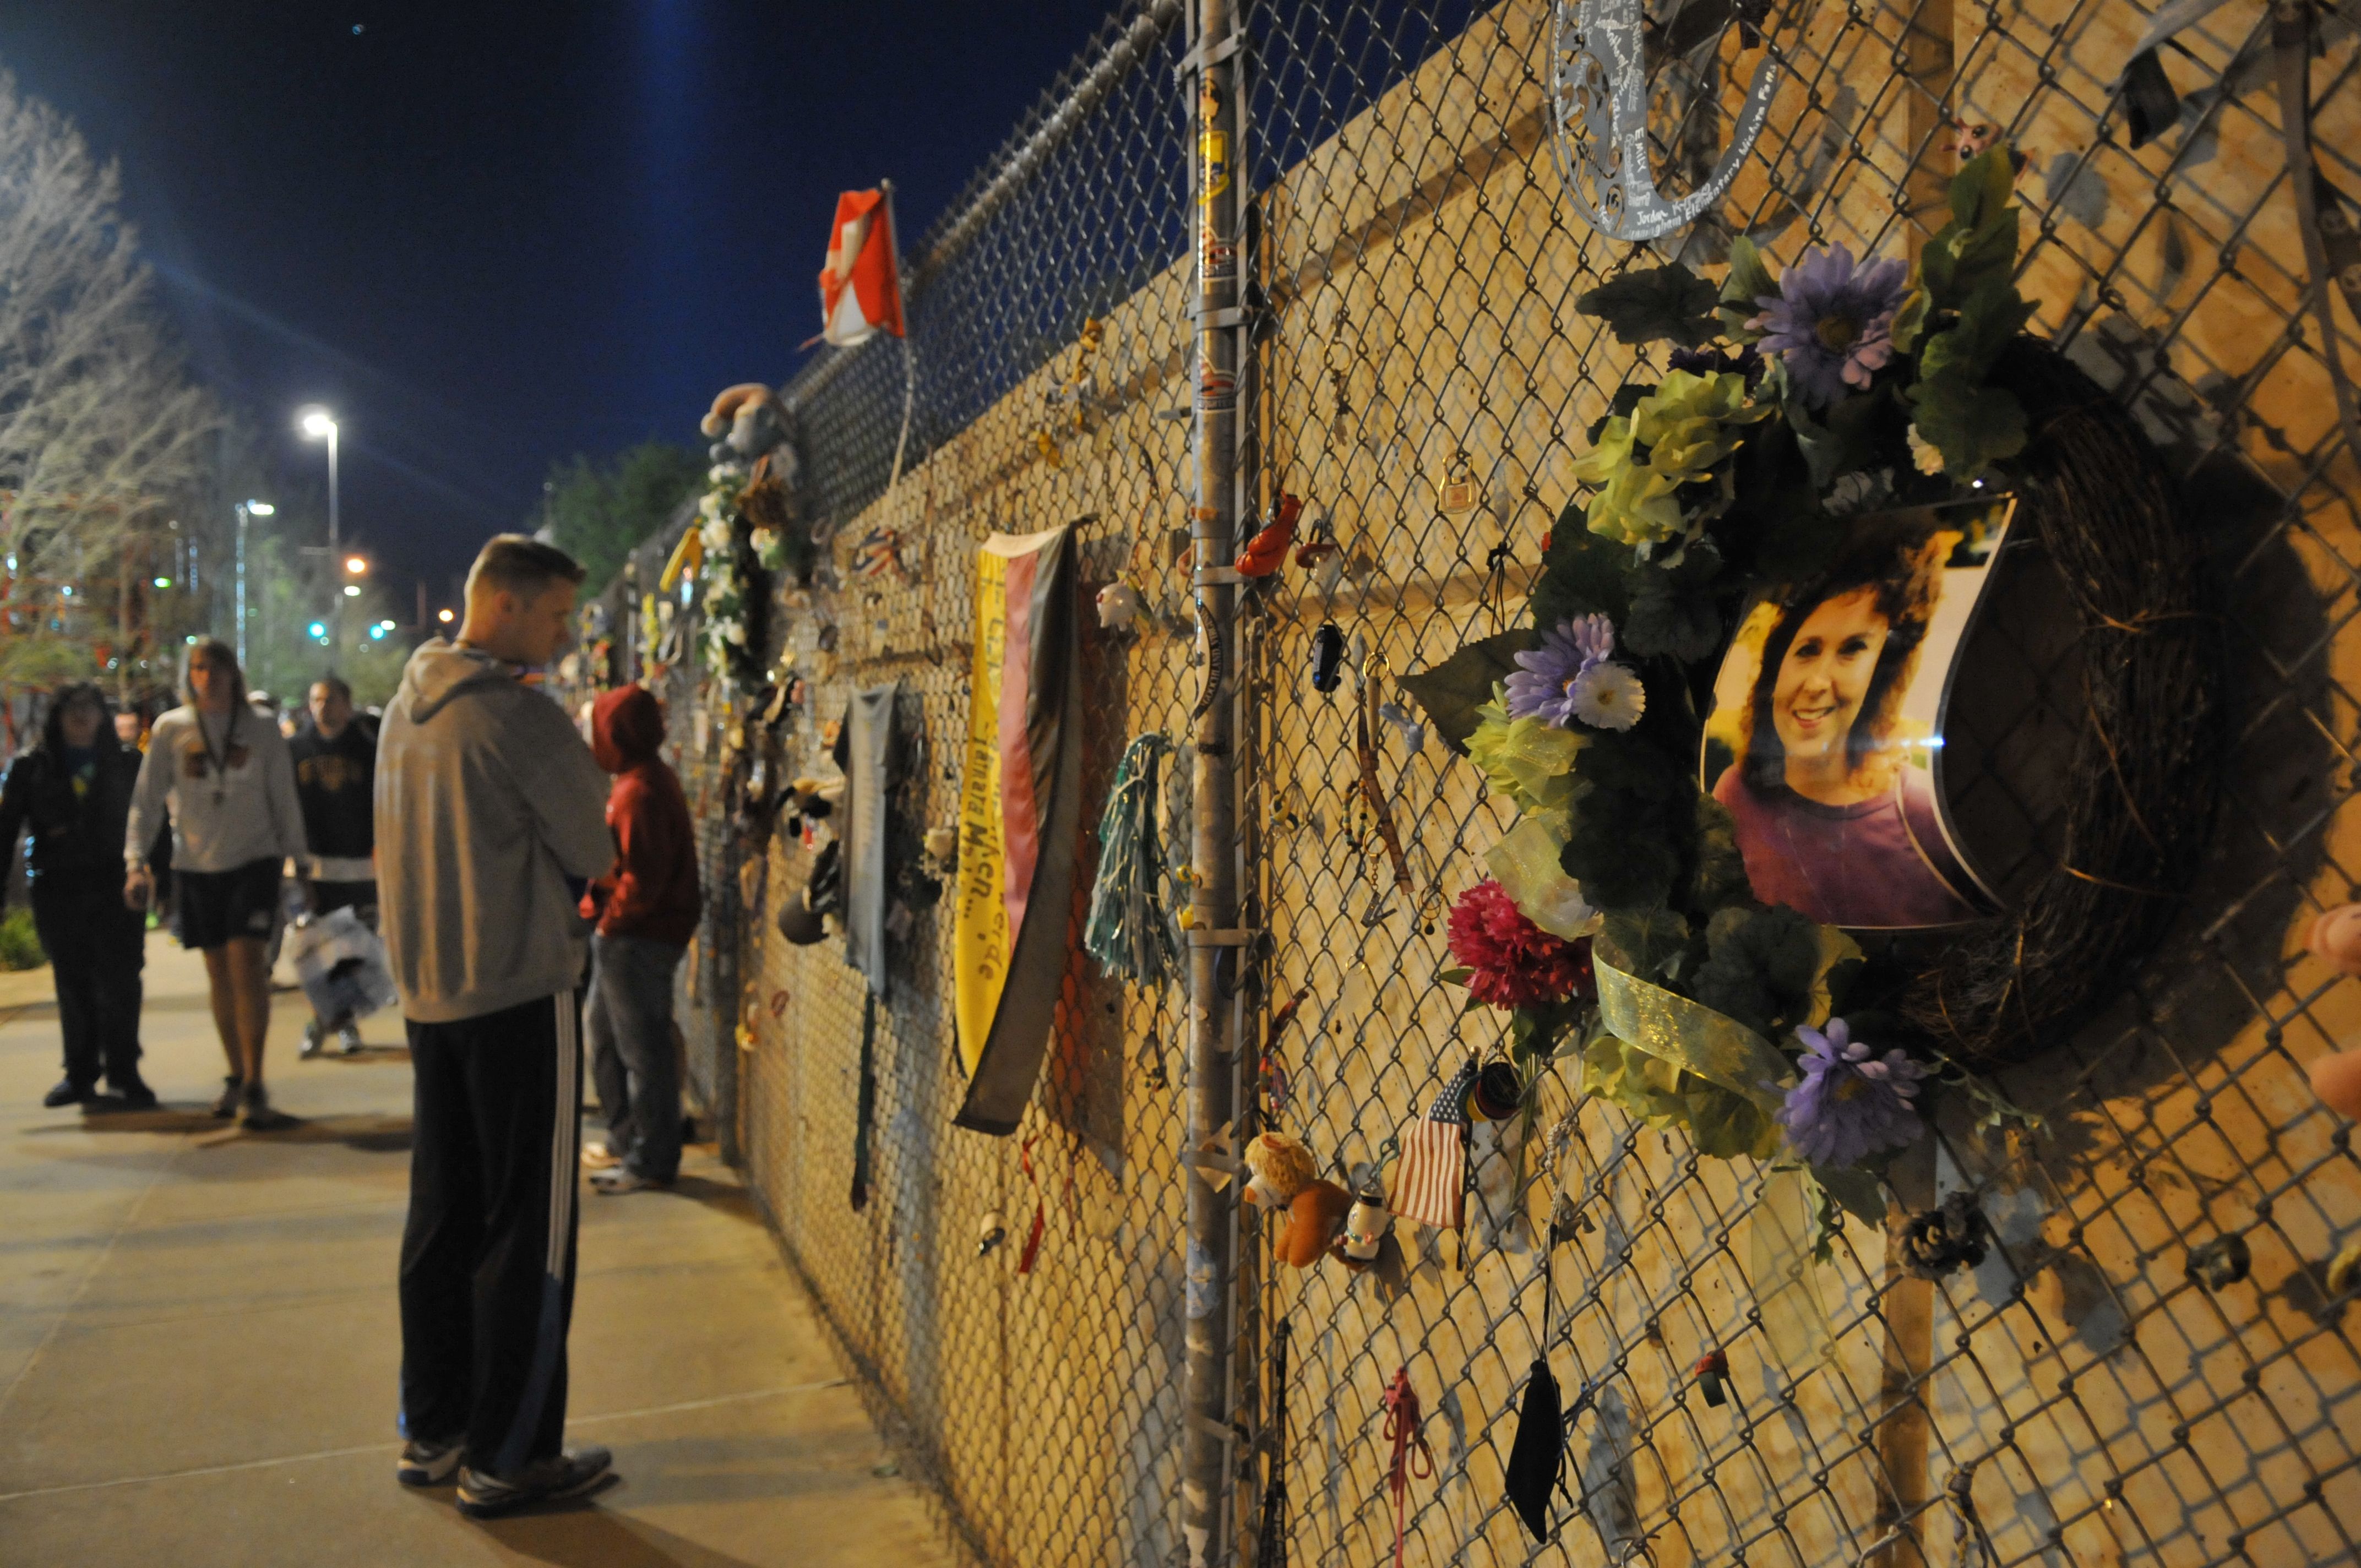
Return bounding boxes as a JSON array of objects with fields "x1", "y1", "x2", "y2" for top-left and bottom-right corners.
[{"x1": 1337, "y1": 1174, "x2": 1390, "y2": 1268}]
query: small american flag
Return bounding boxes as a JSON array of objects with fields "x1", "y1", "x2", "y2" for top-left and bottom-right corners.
[{"x1": 1391, "y1": 1057, "x2": 1478, "y2": 1230}]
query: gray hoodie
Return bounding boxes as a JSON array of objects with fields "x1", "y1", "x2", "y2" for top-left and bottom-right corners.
[{"x1": 374, "y1": 640, "x2": 613, "y2": 1023}]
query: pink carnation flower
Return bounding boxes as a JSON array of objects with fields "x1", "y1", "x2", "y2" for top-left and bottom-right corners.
[{"x1": 1446, "y1": 880, "x2": 1594, "y2": 1009}]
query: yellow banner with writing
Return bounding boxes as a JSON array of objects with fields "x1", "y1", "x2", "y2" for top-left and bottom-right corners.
[{"x1": 954, "y1": 545, "x2": 1012, "y2": 1079}]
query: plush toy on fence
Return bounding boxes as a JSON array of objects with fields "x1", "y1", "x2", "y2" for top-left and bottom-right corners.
[
  {"x1": 1243, "y1": 1131, "x2": 1353, "y2": 1268},
  {"x1": 701, "y1": 383, "x2": 799, "y2": 482}
]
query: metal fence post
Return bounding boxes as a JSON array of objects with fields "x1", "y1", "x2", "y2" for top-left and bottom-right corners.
[{"x1": 1185, "y1": 0, "x2": 1248, "y2": 1562}]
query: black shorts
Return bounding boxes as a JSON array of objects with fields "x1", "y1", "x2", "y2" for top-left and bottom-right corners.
[
  {"x1": 175, "y1": 858, "x2": 283, "y2": 951},
  {"x1": 309, "y1": 879, "x2": 379, "y2": 928}
]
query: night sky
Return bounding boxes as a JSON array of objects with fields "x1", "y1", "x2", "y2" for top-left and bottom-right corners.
[{"x1": 0, "y1": 1, "x2": 1118, "y2": 603}]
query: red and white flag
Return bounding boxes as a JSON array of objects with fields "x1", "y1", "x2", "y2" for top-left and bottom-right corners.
[
  {"x1": 818, "y1": 188, "x2": 906, "y2": 347},
  {"x1": 1390, "y1": 1057, "x2": 1478, "y2": 1230}
]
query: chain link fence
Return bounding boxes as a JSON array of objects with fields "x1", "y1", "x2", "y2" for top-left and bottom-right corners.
[{"x1": 590, "y1": 1, "x2": 2361, "y2": 1562}]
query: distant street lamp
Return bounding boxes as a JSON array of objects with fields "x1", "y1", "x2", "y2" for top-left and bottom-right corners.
[
  {"x1": 300, "y1": 408, "x2": 340, "y2": 668},
  {"x1": 235, "y1": 499, "x2": 274, "y2": 667}
]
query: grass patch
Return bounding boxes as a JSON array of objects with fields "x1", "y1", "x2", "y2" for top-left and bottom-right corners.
[{"x1": 0, "y1": 906, "x2": 46, "y2": 971}]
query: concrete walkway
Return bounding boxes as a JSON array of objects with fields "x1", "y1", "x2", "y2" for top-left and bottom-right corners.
[{"x1": 0, "y1": 930, "x2": 948, "y2": 1568}]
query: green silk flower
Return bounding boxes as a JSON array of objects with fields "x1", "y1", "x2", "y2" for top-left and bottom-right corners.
[
  {"x1": 1466, "y1": 687, "x2": 1586, "y2": 821},
  {"x1": 1575, "y1": 369, "x2": 1772, "y2": 549}
]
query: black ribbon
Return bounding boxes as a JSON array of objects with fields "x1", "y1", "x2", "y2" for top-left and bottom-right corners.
[{"x1": 850, "y1": 990, "x2": 878, "y2": 1210}]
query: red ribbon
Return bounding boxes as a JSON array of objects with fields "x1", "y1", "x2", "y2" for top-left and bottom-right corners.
[
  {"x1": 1380, "y1": 1366, "x2": 1433, "y2": 1568},
  {"x1": 1017, "y1": 1136, "x2": 1046, "y2": 1275}
]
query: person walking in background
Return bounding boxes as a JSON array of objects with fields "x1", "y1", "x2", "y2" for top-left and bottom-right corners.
[
  {"x1": 376, "y1": 535, "x2": 618, "y2": 1516},
  {"x1": 125, "y1": 641, "x2": 307, "y2": 1129},
  {"x1": 1, "y1": 684, "x2": 155, "y2": 1111},
  {"x1": 116, "y1": 703, "x2": 174, "y2": 922},
  {"x1": 578, "y1": 685, "x2": 699, "y2": 1196},
  {"x1": 290, "y1": 674, "x2": 379, "y2": 1057}
]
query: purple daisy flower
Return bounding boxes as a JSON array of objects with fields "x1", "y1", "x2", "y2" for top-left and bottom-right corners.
[
  {"x1": 1505, "y1": 616, "x2": 1615, "y2": 728},
  {"x1": 1750, "y1": 244, "x2": 1910, "y2": 409},
  {"x1": 1774, "y1": 1017, "x2": 1927, "y2": 1167}
]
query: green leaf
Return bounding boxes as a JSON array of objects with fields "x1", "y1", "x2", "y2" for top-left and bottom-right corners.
[
  {"x1": 1685, "y1": 795, "x2": 1751, "y2": 913},
  {"x1": 1622, "y1": 542, "x2": 1726, "y2": 663},
  {"x1": 1576, "y1": 264, "x2": 1723, "y2": 349},
  {"x1": 1907, "y1": 373, "x2": 2027, "y2": 479},
  {"x1": 1688, "y1": 905, "x2": 1826, "y2": 1038},
  {"x1": 1810, "y1": 1163, "x2": 1888, "y2": 1229},
  {"x1": 1437, "y1": 967, "x2": 1472, "y2": 987},
  {"x1": 1399, "y1": 630, "x2": 1536, "y2": 756},
  {"x1": 1563, "y1": 737, "x2": 1691, "y2": 912},
  {"x1": 1784, "y1": 388, "x2": 1888, "y2": 491},
  {"x1": 1689, "y1": 1087, "x2": 1782, "y2": 1161},
  {"x1": 1924, "y1": 150, "x2": 2022, "y2": 311},
  {"x1": 1601, "y1": 907, "x2": 1691, "y2": 982},
  {"x1": 1530, "y1": 505, "x2": 1636, "y2": 631},
  {"x1": 1718, "y1": 236, "x2": 1777, "y2": 340}
]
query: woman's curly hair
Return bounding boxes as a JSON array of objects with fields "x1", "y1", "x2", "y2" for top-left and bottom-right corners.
[{"x1": 1740, "y1": 521, "x2": 1950, "y2": 796}]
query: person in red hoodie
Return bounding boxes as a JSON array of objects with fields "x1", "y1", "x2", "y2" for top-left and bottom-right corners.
[{"x1": 578, "y1": 685, "x2": 701, "y2": 1194}]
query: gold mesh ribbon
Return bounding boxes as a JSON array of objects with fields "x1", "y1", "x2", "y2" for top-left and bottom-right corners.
[{"x1": 1592, "y1": 950, "x2": 1788, "y2": 1113}]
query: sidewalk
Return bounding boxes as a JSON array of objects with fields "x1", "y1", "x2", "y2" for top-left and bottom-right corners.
[{"x1": 0, "y1": 929, "x2": 948, "y2": 1568}]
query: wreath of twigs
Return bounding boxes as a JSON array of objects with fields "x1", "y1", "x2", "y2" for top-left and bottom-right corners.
[{"x1": 1907, "y1": 339, "x2": 2221, "y2": 1068}]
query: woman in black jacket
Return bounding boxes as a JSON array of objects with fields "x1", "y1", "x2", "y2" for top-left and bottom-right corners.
[{"x1": 0, "y1": 683, "x2": 154, "y2": 1109}]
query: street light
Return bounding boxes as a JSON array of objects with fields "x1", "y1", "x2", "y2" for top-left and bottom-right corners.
[
  {"x1": 437, "y1": 608, "x2": 455, "y2": 624},
  {"x1": 299, "y1": 407, "x2": 340, "y2": 668},
  {"x1": 344, "y1": 555, "x2": 368, "y2": 576},
  {"x1": 234, "y1": 500, "x2": 273, "y2": 668}
]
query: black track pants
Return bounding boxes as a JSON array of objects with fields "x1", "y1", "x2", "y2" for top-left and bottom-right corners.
[
  {"x1": 397, "y1": 992, "x2": 582, "y2": 1476},
  {"x1": 32, "y1": 880, "x2": 145, "y2": 1091}
]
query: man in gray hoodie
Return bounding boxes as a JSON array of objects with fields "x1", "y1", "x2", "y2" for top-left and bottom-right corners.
[{"x1": 376, "y1": 534, "x2": 618, "y2": 1517}]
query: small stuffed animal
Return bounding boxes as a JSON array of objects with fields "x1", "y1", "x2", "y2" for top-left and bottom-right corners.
[
  {"x1": 1243, "y1": 1131, "x2": 1353, "y2": 1268},
  {"x1": 701, "y1": 383, "x2": 802, "y2": 491}
]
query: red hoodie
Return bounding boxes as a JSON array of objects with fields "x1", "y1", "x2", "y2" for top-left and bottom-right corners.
[{"x1": 582, "y1": 686, "x2": 701, "y2": 946}]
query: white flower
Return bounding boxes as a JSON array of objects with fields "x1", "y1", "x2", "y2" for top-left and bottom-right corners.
[
  {"x1": 1906, "y1": 423, "x2": 1945, "y2": 475},
  {"x1": 1568, "y1": 662, "x2": 1645, "y2": 731}
]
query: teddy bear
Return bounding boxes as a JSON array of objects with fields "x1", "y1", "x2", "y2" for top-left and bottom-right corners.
[
  {"x1": 1243, "y1": 1131, "x2": 1354, "y2": 1269},
  {"x1": 701, "y1": 383, "x2": 798, "y2": 476}
]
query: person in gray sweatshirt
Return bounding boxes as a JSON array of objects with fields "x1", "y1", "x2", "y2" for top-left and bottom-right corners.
[
  {"x1": 375, "y1": 533, "x2": 619, "y2": 1517},
  {"x1": 124, "y1": 640, "x2": 309, "y2": 1128}
]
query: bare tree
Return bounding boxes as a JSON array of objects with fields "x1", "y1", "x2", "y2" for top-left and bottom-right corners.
[{"x1": 0, "y1": 66, "x2": 221, "y2": 701}]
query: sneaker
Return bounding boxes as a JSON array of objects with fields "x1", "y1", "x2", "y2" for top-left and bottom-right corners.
[
  {"x1": 339, "y1": 1023, "x2": 365, "y2": 1056},
  {"x1": 396, "y1": 1437, "x2": 465, "y2": 1487},
  {"x1": 300, "y1": 1021, "x2": 325, "y2": 1059},
  {"x1": 211, "y1": 1077, "x2": 244, "y2": 1118},
  {"x1": 42, "y1": 1078, "x2": 93, "y2": 1109},
  {"x1": 239, "y1": 1082, "x2": 286, "y2": 1130},
  {"x1": 591, "y1": 1167, "x2": 672, "y2": 1196},
  {"x1": 579, "y1": 1141, "x2": 622, "y2": 1172},
  {"x1": 454, "y1": 1445, "x2": 614, "y2": 1518}
]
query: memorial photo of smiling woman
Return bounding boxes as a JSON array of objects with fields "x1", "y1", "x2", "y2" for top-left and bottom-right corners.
[{"x1": 1704, "y1": 506, "x2": 2010, "y2": 929}]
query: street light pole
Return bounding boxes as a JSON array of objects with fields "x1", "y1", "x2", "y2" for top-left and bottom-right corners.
[{"x1": 300, "y1": 409, "x2": 341, "y2": 672}]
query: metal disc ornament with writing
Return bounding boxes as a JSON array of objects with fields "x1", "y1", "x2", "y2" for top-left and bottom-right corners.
[{"x1": 1548, "y1": 0, "x2": 1782, "y2": 241}]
